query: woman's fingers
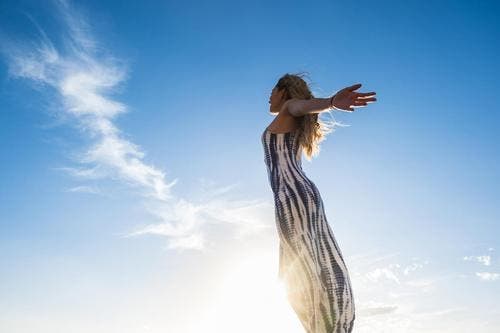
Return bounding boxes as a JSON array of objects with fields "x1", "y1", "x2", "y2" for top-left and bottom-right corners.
[
  {"x1": 353, "y1": 99, "x2": 376, "y2": 107},
  {"x1": 344, "y1": 83, "x2": 362, "y2": 92},
  {"x1": 356, "y1": 97, "x2": 376, "y2": 102},
  {"x1": 356, "y1": 91, "x2": 376, "y2": 97}
]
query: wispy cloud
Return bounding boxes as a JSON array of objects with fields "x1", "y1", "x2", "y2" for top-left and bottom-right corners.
[
  {"x1": 475, "y1": 272, "x2": 500, "y2": 281},
  {"x1": 0, "y1": 0, "x2": 270, "y2": 251},
  {"x1": 366, "y1": 265, "x2": 402, "y2": 284},
  {"x1": 349, "y1": 252, "x2": 477, "y2": 333},
  {"x1": 65, "y1": 185, "x2": 102, "y2": 194},
  {"x1": 463, "y1": 255, "x2": 491, "y2": 266},
  {"x1": 361, "y1": 255, "x2": 429, "y2": 286},
  {"x1": 403, "y1": 261, "x2": 428, "y2": 275},
  {"x1": 416, "y1": 307, "x2": 468, "y2": 317},
  {"x1": 2, "y1": 1, "x2": 174, "y2": 201},
  {"x1": 463, "y1": 250, "x2": 500, "y2": 281},
  {"x1": 357, "y1": 301, "x2": 398, "y2": 317}
]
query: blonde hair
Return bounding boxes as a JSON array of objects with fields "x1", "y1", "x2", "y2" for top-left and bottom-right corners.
[{"x1": 275, "y1": 72, "x2": 336, "y2": 161}]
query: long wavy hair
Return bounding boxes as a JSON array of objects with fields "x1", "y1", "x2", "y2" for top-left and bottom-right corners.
[{"x1": 274, "y1": 72, "x2": 336, "y2": 161}]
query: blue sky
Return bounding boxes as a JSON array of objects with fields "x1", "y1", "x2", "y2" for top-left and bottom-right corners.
[{"x1": 1, "y1": 0, "x2": 499, "y2": 332}]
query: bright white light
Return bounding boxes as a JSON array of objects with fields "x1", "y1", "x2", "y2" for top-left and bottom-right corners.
[{"x1": 189, "y1": 250, "x2": 305, "y2": 333}]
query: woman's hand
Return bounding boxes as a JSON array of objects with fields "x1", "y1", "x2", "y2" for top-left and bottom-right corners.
[{"x1": 331, "y1": 83, "x2": 377, "y2": 112}]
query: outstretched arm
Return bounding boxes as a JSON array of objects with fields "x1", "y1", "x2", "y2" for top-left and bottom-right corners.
[
  {"x1": 286, "y1": 97, "x2": 333, "y2": 117},
  {"x1": 287, "y1": 83, "x2": 377, "y2": 117}
]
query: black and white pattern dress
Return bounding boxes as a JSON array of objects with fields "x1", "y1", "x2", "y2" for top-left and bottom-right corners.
[{"x1": 261, "y1": 127, "x2": 356, "y2": 333}]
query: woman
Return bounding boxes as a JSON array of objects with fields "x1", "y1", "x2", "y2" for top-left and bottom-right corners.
[{"x1": 261, "y1": 73, "x2": 377, "y2": 333}]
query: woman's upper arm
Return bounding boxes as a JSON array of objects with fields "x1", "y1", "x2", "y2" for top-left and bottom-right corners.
[
  {"x1": 282, "y1": 98, "x2": 304, "y2": 117},
  {"x1": 285, "y1": 98, "x2": 310, "y2": 117},
  {"x1": 286, "y1": 97, "x2": 332, "y2": 117}
]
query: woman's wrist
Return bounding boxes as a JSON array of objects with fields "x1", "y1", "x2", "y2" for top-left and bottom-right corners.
[{"x1": 329, "y1": 94, "x2": 337, "y2": 110}]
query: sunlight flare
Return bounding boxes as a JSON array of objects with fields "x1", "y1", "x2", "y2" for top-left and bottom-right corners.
[{"x1": 190, "y1": 250, "x2": 304, "y2": 333}]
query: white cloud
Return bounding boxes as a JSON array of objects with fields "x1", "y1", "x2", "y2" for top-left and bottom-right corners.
[
  {"x1": 463, "y1": 255, "x2": 491, "y2": 266},
  {"x1": 66, "y1": 185, "x2": 101, "y2": 194},
  {"x1": 416, "y1": 307, "x2": 468, "y2": 317},
  {"x1": 366, "y1": 266, "x2": 401, "y2": 284},
  {"x1": 1, "y1": 2, "x2": 174, "y2": 201},
  {"x1": 403, "y1": 261, "x2": 426, "y2": 275},
  {"x1": 475, "y1": 272, "x2": 500, "y2": 281},
  {"x1": 0, "y1": 0, "x2": 270, "y2": 251},
  {"x1": 349, "y1": 252, "x2": 481, "y2": 333},
  {"x1": 404, "y1": 277, "x2": 436, "y2": 292},
  {"x1": 357, "y1": 301, "x2": 398, "y2": 317}
]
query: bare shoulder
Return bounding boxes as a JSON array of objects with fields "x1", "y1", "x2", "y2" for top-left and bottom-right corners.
[{"x1": 268, "y1": 99, "x2": 301, "y2": 133}]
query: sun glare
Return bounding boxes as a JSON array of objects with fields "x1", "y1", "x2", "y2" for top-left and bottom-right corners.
[{"x1": 190, "y1": 250, "x2": 305, "y2": 333}]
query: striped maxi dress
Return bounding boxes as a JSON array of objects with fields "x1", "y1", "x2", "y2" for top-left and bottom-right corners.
[{"x1": 261, "y1": 127, "x2": 356, "y2": 333}]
